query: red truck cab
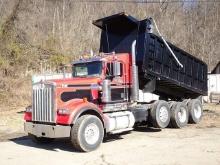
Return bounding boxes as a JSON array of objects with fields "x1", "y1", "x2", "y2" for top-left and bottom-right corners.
[{"x1": 24, "y1": 53, "x2": 137, "y2": 152}]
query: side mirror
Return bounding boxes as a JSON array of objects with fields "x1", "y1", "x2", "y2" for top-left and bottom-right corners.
[{"x1": 113, "y1": 62, "x2": 121, "y2": 77}]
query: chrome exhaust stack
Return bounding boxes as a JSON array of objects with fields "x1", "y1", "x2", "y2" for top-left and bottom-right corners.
[
  {"x1": 102, "y1": 79, "x2": 111, "y2": 103},
  {"x1": 131, "y1": 40, "x2": 139, "y2": 102}
]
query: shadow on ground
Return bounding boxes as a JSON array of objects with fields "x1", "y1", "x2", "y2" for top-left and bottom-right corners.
[
  {"x1": 9, "y1": 126, "x2": 161, "y2": 152},
  {"x1": 133, "y1": 126, "x2": 162, "y2": 132},
  {"x1": 10, "y1": 136, "x2": 81, "y2": 152},
  {"x1": 10, "y1": 133, "x2": 126, "y2": 153}
]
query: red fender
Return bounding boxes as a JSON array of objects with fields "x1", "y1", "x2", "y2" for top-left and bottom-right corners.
[{"x1": 56, "y1": 99, "x2": 105, "y2": 127}]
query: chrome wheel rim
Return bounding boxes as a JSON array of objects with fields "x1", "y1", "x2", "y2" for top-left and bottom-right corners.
[
  {"x1": 84, "y1": 123, "x2": 100, "y2": 145},
  {"x1": 159, "y1": 106, "x2": 169, "y2": 122},
  {"x1": 178, "y1": 107, "x2": 187, "y2": 123},
  {"x1": 194, "y1": 105, "x2": 202, "y2": 119}
]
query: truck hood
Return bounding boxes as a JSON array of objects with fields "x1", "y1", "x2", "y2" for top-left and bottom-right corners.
[{"x1": 49, "y1": 77, "x2": 101, "y2": 87}]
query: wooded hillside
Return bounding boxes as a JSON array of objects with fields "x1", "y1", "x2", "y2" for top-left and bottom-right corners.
[{"x1": 0, "y1": 0, "x2": 219, "y2": 110}]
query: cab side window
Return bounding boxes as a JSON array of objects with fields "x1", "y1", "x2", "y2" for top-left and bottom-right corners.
[{"x1": 106, "y1": 62, "x2": 123, "y2": 77}]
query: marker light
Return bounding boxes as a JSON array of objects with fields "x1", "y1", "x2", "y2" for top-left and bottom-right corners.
[
  {"x1": 83, "y1": 97, "x2": 88, "y2": 102},
  {"x1": 57, "y1": 109, "x2": 70, "y2": 115}
]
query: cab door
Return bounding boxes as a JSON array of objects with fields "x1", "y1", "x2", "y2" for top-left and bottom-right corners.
[{"x1": 105, "y1": 62, "x2": 128, "y2": 102}]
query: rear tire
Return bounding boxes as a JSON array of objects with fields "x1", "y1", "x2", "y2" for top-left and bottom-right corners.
[
  {"x1": 188, "y1": 99, "x2": 203, "y2": 124},
  {"x1": 28, "y1": 134, "x2": 54, "y2": 144},
  {"x1": 71, "y1": 115, "x2": 104, "y2": 152},
  {"x1": 150, "y1": 100, "x2": 170, "y2": 128},
  {"x1": 170, "y1": 102, "x2": 189, "y2": 128}
]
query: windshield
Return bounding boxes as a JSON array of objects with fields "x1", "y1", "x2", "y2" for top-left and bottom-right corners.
[{"x1": 72, "y1": 61, "x2": 102, "y2": 77}]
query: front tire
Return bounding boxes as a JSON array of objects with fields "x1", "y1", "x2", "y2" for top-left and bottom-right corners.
[{"x1": 71, "y1": 115, "x2": 104, "y2": 152}]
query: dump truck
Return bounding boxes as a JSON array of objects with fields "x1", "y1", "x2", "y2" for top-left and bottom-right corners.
[{"x1": 24, "y1": 13, "x2": 208, "y2": 152}]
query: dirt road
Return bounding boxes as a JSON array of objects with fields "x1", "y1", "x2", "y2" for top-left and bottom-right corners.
[{"x1": 0, "y1": 104, "x2": 220, "y2": 165}]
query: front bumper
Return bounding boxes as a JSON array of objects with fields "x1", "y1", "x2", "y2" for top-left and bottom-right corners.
[{"x1": 24, "y1": 122, "x2": 71, "y2": 138}]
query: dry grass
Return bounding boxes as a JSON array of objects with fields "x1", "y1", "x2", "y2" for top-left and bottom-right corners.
[
  {"x1": 0, "y1": 77, "x2": 31, "y2": 111},
  {"x1": 196, "y1": 103, "x2": 220, "y2": 128}
]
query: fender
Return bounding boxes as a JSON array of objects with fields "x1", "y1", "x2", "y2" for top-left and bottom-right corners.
[
  {"x1": 58, "y1": 99, "x2": 105, "y2": 127},
  {"x1": 70, "y1": 105, "x2": 104, "y2": 126}
]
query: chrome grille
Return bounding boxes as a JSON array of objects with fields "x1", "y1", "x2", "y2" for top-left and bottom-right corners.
[{"x1": 32, "y1": 83, "x2": 55, "y2": 123}]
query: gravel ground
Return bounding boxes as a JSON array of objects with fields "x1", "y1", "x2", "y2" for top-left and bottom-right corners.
[{"x1": 0, "y1": 104, "x2": 220, "y2": 165}]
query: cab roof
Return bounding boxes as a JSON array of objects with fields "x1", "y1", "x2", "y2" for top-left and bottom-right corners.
[{"x1": 72, "y1": 56, "x2": 102, "y2": 64}]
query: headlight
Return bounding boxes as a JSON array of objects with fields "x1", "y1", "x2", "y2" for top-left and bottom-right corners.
[
  {"x1": 25, "y1": 106, "x2": 32, "y2": 113},
  {"x1": 57, "y1": 109, "x2": 70, "y2": 115}
]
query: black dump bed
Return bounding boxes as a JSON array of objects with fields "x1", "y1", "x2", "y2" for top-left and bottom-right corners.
[{"x1": 93, "y1": 13, "x2": 208, "y2": 99}]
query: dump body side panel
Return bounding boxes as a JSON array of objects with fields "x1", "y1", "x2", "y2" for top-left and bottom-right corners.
[
  {"x1": 136, "y1": 32, "x2": 207, "y2": 99},
  {"x1": 93, "y1": 13, "x2": 208, "y2": 99}
]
